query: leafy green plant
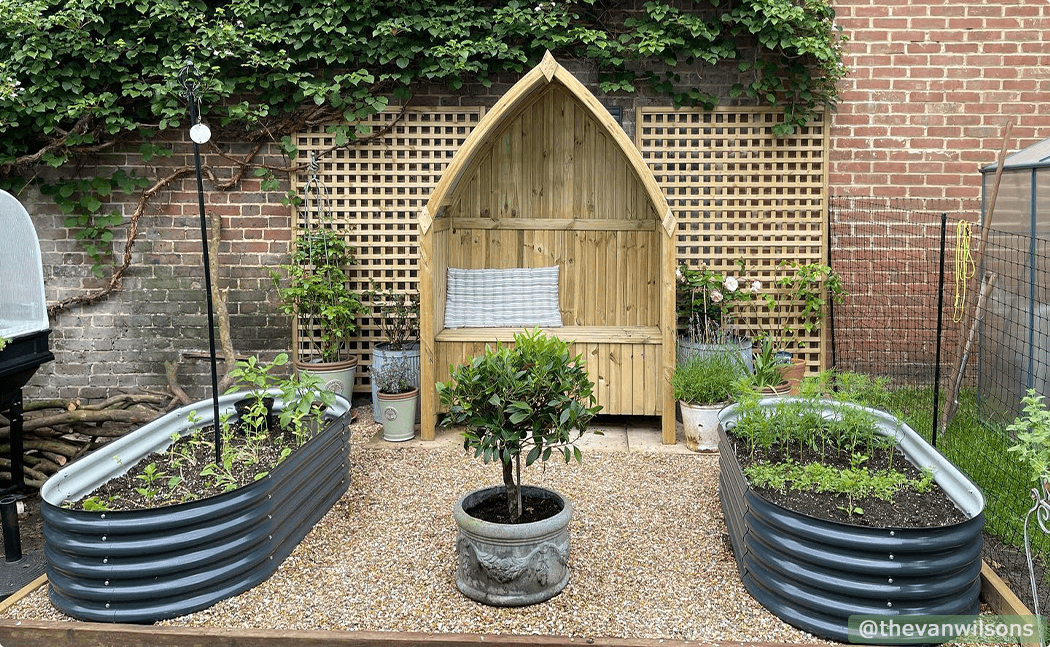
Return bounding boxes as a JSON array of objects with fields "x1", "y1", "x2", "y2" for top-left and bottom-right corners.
[
  {"x1": 748, "y1": 337, "x2": 789, "y2": 393},
  {"x1": 745, "y1": 453, "x2": 936, "y2": 520},
  {"x1": 436, "y1": 328, "x2": 602, "y2": 522},
  {"x1": 759, "y1": 261, "x2": 847, "y2": 352},
  {"x1": 225, "y1": 353, "x2": 289, "y2": 434},
  {"x1": 1008, "y1": 389, "x2": 1050, "y2": 485},
  {"x1": 276, "y1": 370, "x2": 336, "y2": 443},
  {"x1": 671, "y1": 350, "x2": 746, "y2": 405},
  {"x1": 366, "y1": 284, "x2": 419, "y2": 351},
  {"x1": 270, "y1": 229, "x2": 368, "y2": 364}
]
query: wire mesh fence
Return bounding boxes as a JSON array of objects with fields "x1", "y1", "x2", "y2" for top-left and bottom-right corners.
[{"x1": 829, "y1": 195, "x2": 1050, "y2": 614}]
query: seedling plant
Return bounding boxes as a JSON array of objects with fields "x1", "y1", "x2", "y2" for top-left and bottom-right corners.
[{"x1": 64, "y1": 355, "x2": 335, "y2": 511}]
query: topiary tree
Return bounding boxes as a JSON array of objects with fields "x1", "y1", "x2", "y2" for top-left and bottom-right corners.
[{"x1": 436, "y1": 328, "x2": 602, "y2": 521}]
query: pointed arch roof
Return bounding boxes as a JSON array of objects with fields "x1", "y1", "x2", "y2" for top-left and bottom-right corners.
[{"x1": 423, "y1": 51, "x2": 673, "y2": 235}]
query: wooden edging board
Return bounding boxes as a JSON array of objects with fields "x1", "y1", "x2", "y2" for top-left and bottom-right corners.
[
  {"x1": 0, "y1": 561, "x2": 1028, "y2": 647},
  {"x1": 980, "y1": 560, "x2": 1032, "y2": 616}
]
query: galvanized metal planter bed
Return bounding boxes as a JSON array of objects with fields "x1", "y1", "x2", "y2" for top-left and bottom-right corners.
[
  {"x1": 717, "y1": 399, "x2": 986, "y2": 643},
  {"x1": 39, "y1": 391, "x2": 353, "y2": 623}
]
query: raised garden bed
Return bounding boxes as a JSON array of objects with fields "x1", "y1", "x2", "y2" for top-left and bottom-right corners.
[
  {"x1": 718, "y1": 398, "x2": 986, "y2": 642},
  {"x1": 39, "y1": 390, "x2": 353, "y2": 623}
]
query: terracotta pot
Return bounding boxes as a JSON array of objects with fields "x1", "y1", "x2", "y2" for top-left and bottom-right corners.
[{"x1": 775, "y1": 357, "x2": 807, "y2": 395}]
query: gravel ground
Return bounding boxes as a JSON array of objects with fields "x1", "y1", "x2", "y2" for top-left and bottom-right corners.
[{"x1": 0, "y1": 406, "x2": 963, "y2": 643}]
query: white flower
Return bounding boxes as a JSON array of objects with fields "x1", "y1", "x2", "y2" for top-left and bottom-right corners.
[
  {"x1": 723, "y1": 276, "x2": 739, "y2": 292},
  {"x1": 751, "y1": 280, "x2": 762, "y2": 293},
  {"x1": 710, "y1": 290, "x2": 724, "y2": 304},
  {"x1": 676, "y1": 268, "x2": 684, "y2": 283}
]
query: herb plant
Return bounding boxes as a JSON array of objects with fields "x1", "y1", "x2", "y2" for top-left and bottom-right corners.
[
  {"x1": 367, "y1": 285, "x2": 419, "y2": 351},
  {"x1": 372, "y1": 356, "x2": 417, "y2": 396},
  {"x1": 436, "y1": 328, "x2": 602, "y2": 522},
  {"x1": 1008, "y1": 389, "x2": 1050, "y2": 485},
  {"x1": 671, "y1": 350, "x2": 746, "y2": 405}
]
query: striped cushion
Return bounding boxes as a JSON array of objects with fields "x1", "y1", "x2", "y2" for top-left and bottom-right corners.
[{"x1": 444, "y1": 267, "x2": 563, "y2": 329}]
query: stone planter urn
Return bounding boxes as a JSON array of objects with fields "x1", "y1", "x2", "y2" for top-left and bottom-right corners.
[{"x1": 453, "y1": 485, "x2": 572, "y2": 606}]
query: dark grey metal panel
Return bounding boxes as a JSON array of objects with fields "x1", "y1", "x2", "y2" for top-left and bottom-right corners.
[
  {"x1": 40, "y1": 395, "x2": 352, "y2": 623},
  {"x1": 717, "y1": 417, "x2": 985, "y2": 643}
]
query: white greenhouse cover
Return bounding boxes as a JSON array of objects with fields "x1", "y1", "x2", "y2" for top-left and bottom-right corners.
[{"x1": 0, "y1": 190, "x2": 48, "y2": 340}]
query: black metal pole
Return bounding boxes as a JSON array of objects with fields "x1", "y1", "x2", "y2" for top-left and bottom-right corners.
[
  {"x1": 8, "y1": 394, "x2": 23, "y2": 491},
  {"x1": 185, "y1": 72, "x2": 223, "y2": 465},
  {"x1": 0, "y1": 495, "x2": 22, "y2": 562},
  {"x1": 827, "y1": 201, "x2": 837, "y2": 370},
  {"x1": 932, "y1": 213, "x2": 948, "y2": 447}
]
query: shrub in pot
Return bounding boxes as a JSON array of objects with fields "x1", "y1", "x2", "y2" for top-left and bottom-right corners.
[
  {"x1": 270, "y1": 228, "x2": 368, "y2": 396},
  {"x1": 373, "y1": 355, "x2": 419, "y2": 442},
  {"x1": 436, "y1": 328, "x2": 601, "y2": 606},
  {"x1": 366, "y1": 285, "x2": 420, "y2": 422},
  {"x1": 671, "y1": 349, "x2": 745, "y2": 451}
]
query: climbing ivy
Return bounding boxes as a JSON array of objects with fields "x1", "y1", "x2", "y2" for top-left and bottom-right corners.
[{"x1": 0, "y1": 0, "x2": 847, "y2": 283}]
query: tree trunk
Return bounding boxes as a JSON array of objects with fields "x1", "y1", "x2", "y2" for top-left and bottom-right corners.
[{"x1": 502, "y1": 457, "x2": 520, "y2": 522}]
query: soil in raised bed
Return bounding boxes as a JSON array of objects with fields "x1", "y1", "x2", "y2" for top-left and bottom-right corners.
[
  {"x1": 728, "y1": 432, "x2": 969, "y2": 528},
  {"x1": 466, "y1": 491, "x2": 564, "y2": 524},
  {"x1": 65, "y1": 422, "x2": 304, "y2": 512}
]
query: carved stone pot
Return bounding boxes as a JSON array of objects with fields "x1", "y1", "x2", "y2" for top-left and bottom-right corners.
[{"x1": 453, "y1": 485, "x2": 572, "y2": 607}]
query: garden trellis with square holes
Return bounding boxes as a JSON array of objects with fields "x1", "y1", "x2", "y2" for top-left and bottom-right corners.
[{"x1": 290, "y1": 105, "x2": 830, "y2": 393}]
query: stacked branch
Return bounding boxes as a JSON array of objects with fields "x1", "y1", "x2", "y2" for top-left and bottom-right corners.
[{"x1": 0, "y1": 392, "x2": 174, "y2": 488}]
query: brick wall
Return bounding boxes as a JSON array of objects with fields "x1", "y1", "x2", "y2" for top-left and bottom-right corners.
[
  {"x1": 24, "y1": 135, "x2": 294, "y2": 401},
  {"x1": 829, "y1": 0, "x2": 1050, "y2": 211}
]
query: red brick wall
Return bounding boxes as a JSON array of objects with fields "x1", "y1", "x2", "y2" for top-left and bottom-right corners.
[{"x1": 830, "y1": 0, "x2": 1050, "y2": 211}]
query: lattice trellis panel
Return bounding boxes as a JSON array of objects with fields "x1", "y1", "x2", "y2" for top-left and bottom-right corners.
[
  {"x1": 291, "y1": 107, "x2": 484, "y2": 390},
  {"x1": 290, "y1": 105, "x2": 828, "y2": 391},
  {"x1": 637, "y1": 107, "x2": 829, "y2": 369}
]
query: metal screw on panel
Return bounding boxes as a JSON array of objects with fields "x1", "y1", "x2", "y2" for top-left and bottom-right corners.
[
  {"x1": 101, "y1": 535, "x2": 107, "y2": 541},
  {"x1": 888, "y1": 554, "x2": 894, "y2": 560},
  {"x1": 103, "y1": 558, "x2": 108, "y2": 564},
  {"x1": 888, "y1": 578, "x2": 893, "y2": 583},
  {"x1": 887, "y1": 602, "x2": 893, "y2": 608}
]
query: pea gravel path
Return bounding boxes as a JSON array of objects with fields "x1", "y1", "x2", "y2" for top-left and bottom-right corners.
[{"x1": 1, "y1": 407, "x2": 835, "y2": 643}]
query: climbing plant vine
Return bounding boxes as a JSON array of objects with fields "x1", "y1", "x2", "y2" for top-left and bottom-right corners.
[{"x1": 0, "y1": 0, "x2": 847, "y2": 307}]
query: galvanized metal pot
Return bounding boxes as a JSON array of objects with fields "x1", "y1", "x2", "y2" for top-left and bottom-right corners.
[
  {"x1": 717, "y1": 398, "x2": 985, "y2": 642},
  {"x1": 40, "y1": 390, "x2": 353, "y2": 623},
  {"x1": 453, "y1": 485, "x2": 571, "y2": 607},
  {"x1": 678, "y1": 401, "x2": 724, "y2": 451}
]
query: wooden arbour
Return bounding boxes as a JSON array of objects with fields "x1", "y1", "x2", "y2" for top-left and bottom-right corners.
[{"x1": 418, "y1": 52, "x2": 677, "y2": 443}]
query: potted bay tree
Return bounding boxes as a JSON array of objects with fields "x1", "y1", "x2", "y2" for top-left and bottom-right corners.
[
  {"x1": 436, "y1": 328, "x2": 601, "y2": 606},
  {"x1": 270, "y1": 227, "x2": 368, "y2": 396}
]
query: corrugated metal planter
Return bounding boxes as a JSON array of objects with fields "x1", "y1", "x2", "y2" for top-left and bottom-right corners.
[
  {"x1": 718, "y1": 399, "x2": 985, "y2": 643},
  {"x1": 39, "y1": 390, "x2": 353, "y2": 623}
]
